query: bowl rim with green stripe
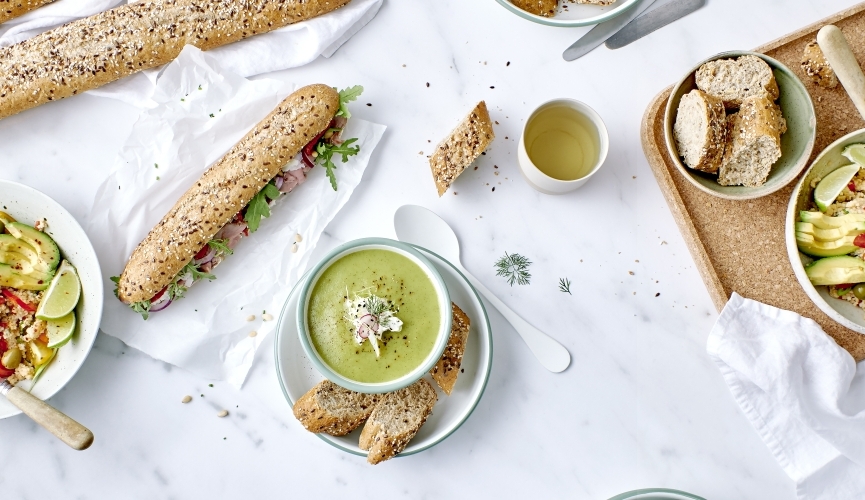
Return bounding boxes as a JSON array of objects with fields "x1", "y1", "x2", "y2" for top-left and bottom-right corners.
[
  {"x1": 493, "y1": 0, "x2": 641, "y2": 27},
  {"x1": 664, "y1": 50, "x2": 817, "y2": 200},
  {"x1": 786, "y1": 129, "x2": 865, "y2": 335}
]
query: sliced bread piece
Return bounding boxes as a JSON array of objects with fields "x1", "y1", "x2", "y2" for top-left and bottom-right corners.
[
  {"x1": 717, "y1": 95, "x2": 786, "y2": 187},
  {"x1": 359, "y1": 379, "x2": 437, "y2": 464},
  {"x1": 510, "y1": 0, "x2": 557, "y2": 16},
  {"x1": 695, "y1": 55, "x2": 780, "y2": 108},
  {"x1": 430, "y1": 303, "x2": 471, "y2": 395},
  {"x1": 802, "y1": 40, "x2": 839, "y2": 89},
  {"x1": 429, "y1": 101, "x2": 495, "y2": 196},
  {"x1": 293, "y1": 380, "x2": 381, "y2": 436},
  {"x1": 673, "y1": 89, "x2": 727, "y2": 173}
]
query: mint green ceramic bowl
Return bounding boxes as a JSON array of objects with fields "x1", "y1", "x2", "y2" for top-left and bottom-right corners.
[
  {"x1": 664, "y1": 50, "x2": 816, "y2": 200},
  {"x1": 296, "y1": 237, "x2": 452, "y2": 394}
]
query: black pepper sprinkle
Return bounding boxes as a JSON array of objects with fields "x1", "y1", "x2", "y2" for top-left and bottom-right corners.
[
  {"x1": 426, "y1": 82, "x2": 430, "y2": 87},
  {"x1": 655, "y1": 293, "x2": 661, "y2": 297},
  {"x1": 490, "y1": 86, "x2": 495, "y2": 89},
  {"x1": 366, "y1": 103, "x2": 372, "y2": 106},
  {"x1": 492, "y1": 187, "x2": 495, "y2": 192},
  {"x1": 506, "y1": 61, "x2": 511, "y2": 66}
]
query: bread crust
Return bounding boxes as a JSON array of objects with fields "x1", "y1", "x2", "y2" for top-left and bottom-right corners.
[
  {"x1": 359, "y1": 379, "x2": 437, "y2": 465},
  {"x1": 0, "y1": 0, "x2": 56, "y2": 24},
  {"x1": 429, "y1": 101, "x2": 494, "y2": 196},
  {"x1": 802, "y1": 41, "x2": 839, "y2": 89},
  {"x1": 117, "y1": 84, "x2": 339, "y2": 304},
  {"x1": 673, "y1": 89, "x2": 727, "y2": 174},
  {"x1": 0, "y1": 0, "x2": 349, "y2": 119},
  {"x1": 293, "y1": 380, "x2": 381, "y2": 436},
  {"x1": 430, "y1": 303, "x2": 470, "y2": 395},
  {"x1": 718, "y1": 95, "x2": 785, "y2": 187}
]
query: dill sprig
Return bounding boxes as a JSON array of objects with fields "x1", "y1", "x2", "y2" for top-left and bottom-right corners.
[
  {"x1": 364, "y1": 295, "x2": 388, "y2": 317},
  {"x1": 559, "y1": 277, "x2": 572, "y2": 295},
  {"x1": 495, "y1": 252, "x2": 532, "y2": 286}
]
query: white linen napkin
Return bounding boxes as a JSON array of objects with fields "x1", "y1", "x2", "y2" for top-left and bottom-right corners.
[
  {"x1": 707, "y1": 293, "x2": 865, "y2": 499},
  {"x1": 88, "y1": 0, "x2": 383, "y2": 108},
  {"x1": 0, "y1": 0, "x2": 123, "y2": 46}
]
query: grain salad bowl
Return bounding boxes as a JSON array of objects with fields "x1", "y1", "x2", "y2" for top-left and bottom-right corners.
[
  {"x1": 664, "y1": 50, "x2": 816, "y2": 200},
  {"x1": 786, "y1": 129, "x2": 865, "y2": 335},
  {"x1": 0, "y1": 181, "x2": 103, "y2": 419}
]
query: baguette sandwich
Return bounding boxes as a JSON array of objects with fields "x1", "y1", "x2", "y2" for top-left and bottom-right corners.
[
  {"x1": 0, "y1": 0, "x2": 350, "y2": 119},
  {"x1": 112, "y1": 84, "x2": 364, "y2": 319}
]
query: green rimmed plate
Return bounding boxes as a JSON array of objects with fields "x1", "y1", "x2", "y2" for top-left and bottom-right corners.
[
  {"x1": 274, "y1": 245, "x2": 493, "y2": 459},
  {"x1": 494, "y1": 0, "x2": 641, "y2": 27},
  {"x1": 608, "y1": 488, "x2": 706, "y2": 500}
]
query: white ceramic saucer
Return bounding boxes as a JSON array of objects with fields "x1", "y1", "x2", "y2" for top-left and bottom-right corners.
[{"x1": 274, "y1": 246, "x2": 493, "y2": 458}]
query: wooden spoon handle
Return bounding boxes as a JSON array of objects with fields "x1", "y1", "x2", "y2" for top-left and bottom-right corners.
[
  {"x1": 818, "y1": 25, "x2": 865, "y2": 121},
  {"x1": 5, "y1": 385, "x2": 93, "y2": 450}
]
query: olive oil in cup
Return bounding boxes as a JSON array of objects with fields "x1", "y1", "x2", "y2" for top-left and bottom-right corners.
[{"x1": 517, "y1": 99, "x2": 609, "y2": 194}]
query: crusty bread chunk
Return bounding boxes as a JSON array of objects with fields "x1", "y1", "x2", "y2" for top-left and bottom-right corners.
[
  {"x1": 117, "y1": 84, "x2": 338, "y2": 304},
  {"x1": 673, "y1": 89, "x2": 727, "y2": 173},
  {"x1": 359, "y1": 379, "x2": 437, "y2": 464},
  {"x1": 429, "y1": 101, "x2": 495, "y2": 196},
  {"x1": 695, "y1": 55, "x2": 780, "y2": 108},
  {"x1": 293, "y1": 380, "x2": 381, "y2": 436},
  {"x1": 511, "y1": 0, "x2": 556, "y2": 16},
  {"x1": 430, "y1": 303, "x2": 471, "y2": 395},
  {"x1": 717, "y1": 96, "x2": 786, "y2": 187},
  {"x1": 802, "y1": 41, "x2": 838, "y2": 89}
]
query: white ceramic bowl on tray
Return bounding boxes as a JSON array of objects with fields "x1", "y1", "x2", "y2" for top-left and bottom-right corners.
[
  {"x1": 275, "y1": 245, "x2": 492, "y2": 459},
  {"x1": 494, "y1": 0, "x2": 641, "y2": 27},
  {"x1": 0, "y1": 181, "x2": 103, "y2": 419}
]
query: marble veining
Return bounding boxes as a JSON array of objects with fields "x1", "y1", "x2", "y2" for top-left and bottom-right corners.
[{"x1": 0, "y1": 0, "x2": 858, "y2": 497}]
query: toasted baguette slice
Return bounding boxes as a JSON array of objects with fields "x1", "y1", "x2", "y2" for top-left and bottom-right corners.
[
  {"x1": 510, "y1": 0, "x2": 556, "y2": 16},
  {"x1": 359, "y1": 379, "x2": 437, "y2": 464},
  {"x1": 695, "y1": 55, "x2": 779, "y2": 109},
  {"x1": 717, "y1": 96, "x2": 786, "y2": 187},
  {"x1": 802, "y1": 41, "x2": 838, "y2": 89},
  {"x1": 0, "y1": 0, "x2": 55, "y2": 24},
  {"x1": 429, "y1": 101, "x2": 495, "y2": 196},
  {"x1": 293, "y1": 380, "x2": 381, "y2": 436},
  {"x1": 673, "y1": 89, "x2": 727, "y2": 173},
  {"x1": 430, "y1": 303, "x2": 470, "y2": 395}
]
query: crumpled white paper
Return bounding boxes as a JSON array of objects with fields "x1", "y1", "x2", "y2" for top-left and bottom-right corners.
[
  {"x1": 86, "y1": 45, "x2": 385, "y2": 386},
  {"x1": 88, "y1": 0, "x2": 383, "y2": 108}
]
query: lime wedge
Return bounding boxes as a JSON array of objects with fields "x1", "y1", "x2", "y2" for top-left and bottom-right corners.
[
  {"x1": 842, "y1": 143, "x2": 865, "y2": 166},
  {"x1": 35, "y1": 260, "x2": 80, "y2": 320},
  {"x1": 815, "y1": 164, "x2": 861, "y2": 212},
  {"x1": 45, "y1": 311, "x2": 75, "y2": 348}
]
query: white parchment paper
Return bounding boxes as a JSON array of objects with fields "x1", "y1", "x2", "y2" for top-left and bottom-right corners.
[{"x1": 86, "y1": 46, "x2": 385, "y2": 386}]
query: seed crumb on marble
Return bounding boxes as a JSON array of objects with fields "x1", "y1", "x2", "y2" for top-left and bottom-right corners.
[
  {"x1": 217, "y1": 410, "x2": 229, "y2": 418},
  {"x1": 246, "y1": 315, "x2": 256, "y2": 322},
  {"x1": 294, "y1": 233, "x2": 303, "y2": 242},
  {"x1": 182, "y1": 395, "x2": 192, "y2": 404},
  {"x1": 249, "y1": 330, "x2": 258, "y2": 338},
  {"x1": 262, "y1": 313, "x2": 273, "y2": 321}
]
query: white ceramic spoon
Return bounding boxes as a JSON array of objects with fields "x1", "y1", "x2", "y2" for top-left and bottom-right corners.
[{"x1": 394, "y1": 205, "x2": 571, "y2": 372}]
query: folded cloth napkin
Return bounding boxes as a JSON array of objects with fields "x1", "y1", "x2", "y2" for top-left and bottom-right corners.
[
  {"x1": 0, "y1": 0, "x2": 123, "y2": 46},
  {"x1": 708, "y1": 293, "x2": 865, "y2": 499}
]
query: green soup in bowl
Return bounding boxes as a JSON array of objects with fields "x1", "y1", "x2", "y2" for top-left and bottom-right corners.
[{"x1": 297, "y1": 238, "x2": 451, "y2": 393}]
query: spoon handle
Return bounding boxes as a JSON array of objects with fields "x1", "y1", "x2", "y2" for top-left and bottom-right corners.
[{"x1": 459, "y1": 266, "x2": 571, "y2": 372}]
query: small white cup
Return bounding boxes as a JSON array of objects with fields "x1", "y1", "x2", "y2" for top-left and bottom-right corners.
[{"x1": 517, "y1": 98, "x2": 609, "y2": 195}]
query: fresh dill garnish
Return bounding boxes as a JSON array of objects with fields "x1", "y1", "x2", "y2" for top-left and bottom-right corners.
[
  {"x1": 364, "y1": 295, "x2": 389, "y2": 317},
  {"x1": 207, "y1": 238, "x2": 234, "y2": 255},
  {"x1": 495, "y1": 252, "x2": 532, "y2": 286},
  {"x1": 559, "y1": 277, "x2": 572, "y2": 295}
]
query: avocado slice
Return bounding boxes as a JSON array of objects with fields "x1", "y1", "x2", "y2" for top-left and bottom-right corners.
[
  {"x1": 0, "y1": 234, "x2": 50, "y2": 274},
  {"x1": 796, "y1": 232, "x2": 860, "y2": 257},
  {"x1": 806, "y1": 255, "x2": 865, "y2": 285},
  {"x1": 796, "y1": 221, "x2": 865, "y2": 241},
  {"x1": 5, "y1": 222, "x2": 59, "y2": 272},
  {"x1": 0, "y1": 263, "x2": 53, "y2": 291},
  {"x1": 800, "y1": 211, "x2": 865, "y2": 229}
]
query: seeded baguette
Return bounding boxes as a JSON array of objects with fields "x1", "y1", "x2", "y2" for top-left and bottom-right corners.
[
  {"x1": 293, "y1": 380, "x2": 381, "y2": 436},
  {"x1": 717, "y1": 95, "x2": 786, "y2": 187},
  {"x1": 0, "y1": 0, "x2": 348, "y2": 120},
  {"x1": 117, "y1": 84, "x2": 339, "y2": 305},
  {"x1": 429, "y1": 101, "x2": 495, "y2": 196},
  {"x1": 359, "y1": 378, "x2": 437, "y2": 465},
  {"x1": 695, "y1": 55, "x2": 779, "y2": 109},
  {"x1": 430, "y1": 303, "x2": 470, "y2": 395},
  {"x1": 0, "y1": 0, "x2": 55, "y2": 24},
  {"x1": 673, "y1": 89, "x2": 727, "y2": 174}
]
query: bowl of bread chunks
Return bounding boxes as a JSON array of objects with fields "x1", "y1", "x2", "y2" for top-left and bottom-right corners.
[{"x1": 664, "y1": 51, "x2": 816, "y2": 200}]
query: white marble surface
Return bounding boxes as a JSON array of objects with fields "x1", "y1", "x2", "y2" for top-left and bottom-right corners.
[{"x1": 0, "y1": 0, "x2": 858, "y2": 497}]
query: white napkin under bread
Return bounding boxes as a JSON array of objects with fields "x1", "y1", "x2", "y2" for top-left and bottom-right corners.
[{"x1": 708, "y1": 293, "x2": 865, "y2": 499}]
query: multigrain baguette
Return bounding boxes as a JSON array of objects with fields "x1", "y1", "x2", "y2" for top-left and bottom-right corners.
[
  {"x1": 293, "y1": 380, "x2": 381, "y2": 436},
  {"x1": 117, "y1": 84, "x2": 339, "y2": 305},
  {"x1": 695, "y1": 55, "x2": 779, "y2": 109},
  {"x1": 0, "y1": 0, "x2": 348, "y2": 119},
  {"x1": 673, "y1": 89, "x2": 727, "y2": 173},
  {"x1": 429, "y1": 101, "x2": 495, "y2": 196},
  {"x1": 717, "y1": 95, "x2": 786, "y2": 187},
  {"x1": 0, "y1": 0, "x2": 55, "y2": 24},
  {"x1": 359, "y1": 379, "x2": 437, "y2": 465},
  {"x1": 430, "y1": 303, "x2": 470, "y2": 395}
]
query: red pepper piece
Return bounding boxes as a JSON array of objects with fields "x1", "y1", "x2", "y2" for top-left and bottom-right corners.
[
  {"x1": 855, "y1": 234, "x2": 865, "y2": 248},
  {"x1": 151, "y1": 287, "x2": 167, "y2": 303},
  {"x1": 2, "y1": 289, "x2": 35, "y2": 312},
  {"x1": 850, "y1": 182, "x2": 857, "y2": 192},
  {"x1": 0, "y1": 339, "x2": 12, "y2": 378},
  {"x1": 194, "y1": 245, "x2": 209, "y2": 260},
  {"x1": 303, "y1": 128, "x2": 328, "y2": 157}
]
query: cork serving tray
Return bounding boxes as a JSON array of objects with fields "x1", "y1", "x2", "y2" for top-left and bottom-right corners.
[{"x1": 640, "y1": 2, "x2": 865, "y2": 361}]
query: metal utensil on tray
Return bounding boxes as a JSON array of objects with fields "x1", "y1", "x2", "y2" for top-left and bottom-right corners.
[
  {"x1": 562, "y1": 0, "x2": 657, "y2": 61},
  {"x1": 605, "y1": 0, "x2": 706, "y2": 50},
  {"x1": 0, "y1": 379, "x2": 93, "y2": 450}
]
